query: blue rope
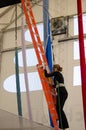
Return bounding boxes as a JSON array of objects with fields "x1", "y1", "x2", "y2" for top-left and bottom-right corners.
[{"x1": 15, "y1": 48, "x2": 22, "y2": 116}]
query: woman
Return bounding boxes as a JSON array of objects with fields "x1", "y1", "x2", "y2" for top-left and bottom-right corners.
[{"x1": 44, "y1": 64, "x2": 69, "y2": 130}]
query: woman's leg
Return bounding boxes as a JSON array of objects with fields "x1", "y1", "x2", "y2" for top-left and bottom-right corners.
[{"x1": 56, "y1": 87, "x2": 69, "y2": 129}]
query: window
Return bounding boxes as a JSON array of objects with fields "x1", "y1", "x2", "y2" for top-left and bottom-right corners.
[
  {"x1": 74, "y1": 40, "x2": 86, "y2": 60},
  {"x1": 73, "y1": 66, "x2": 81, "y2": 86},
  {"x1": 14, "y1": 49, "x2": 38, "y2": 67},
  {"x1": 3, "y1": 23, "x2": 44, "y2": 92},
  {"x1": 73, "y1": 14, "x2": 86, "y2": 86},
  {"x1": 74, "y1": 14, "x2": 86, "y2": 35},
  {"x1": 3, "y1": 72, "x2": 42, "y2": 93},
  {"x1": 73, "y1": 39, "x2": 86, "y2": 86},
  {"x1": 25, "y1": 23, "x2": 43, "y2": 42},
  {"x1": 4, "y1": 48, "x2": 43, "y2": 92}
]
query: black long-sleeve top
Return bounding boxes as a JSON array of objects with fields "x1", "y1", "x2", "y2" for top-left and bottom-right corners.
[{"x1": 44, "y1": 69, "x2": 64, "y2": 86}]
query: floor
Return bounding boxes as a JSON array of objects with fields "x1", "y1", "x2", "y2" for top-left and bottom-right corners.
[{"x1": 0, "y1": 109, "x2": 53, "y2": 130}]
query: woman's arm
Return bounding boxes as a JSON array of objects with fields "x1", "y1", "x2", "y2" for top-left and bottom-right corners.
[{"x1": 44, "y1": 69, "x2": 55, "y2": 77}]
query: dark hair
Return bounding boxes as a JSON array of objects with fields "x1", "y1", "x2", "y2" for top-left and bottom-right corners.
[{"x1": 53, "y1": 64, "x2": 62, "y2": 72}]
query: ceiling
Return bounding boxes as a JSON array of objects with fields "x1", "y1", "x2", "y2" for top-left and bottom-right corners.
[
  {"x1": 0, "y1": 0, "x2": 21, "y2": 8},
  {"x1": 0, "y1": 0, "x2": 42, "y2": 32}
]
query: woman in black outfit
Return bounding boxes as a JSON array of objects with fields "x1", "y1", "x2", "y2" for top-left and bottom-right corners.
[{"x1": 44, "y1": 64, "x2": 69, "y2": 130}]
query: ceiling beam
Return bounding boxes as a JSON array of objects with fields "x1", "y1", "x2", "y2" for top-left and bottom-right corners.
[
  {"x1": 0, "y1": 0, "x2": 21, "y2": 8},
  {"x1": 1, "y1": 0, "x2": 42, "y2": 32}
]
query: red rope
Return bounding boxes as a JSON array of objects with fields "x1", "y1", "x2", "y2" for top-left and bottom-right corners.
[{"x1": 77, "y1": 0, "x2": 86, "y2": 129}]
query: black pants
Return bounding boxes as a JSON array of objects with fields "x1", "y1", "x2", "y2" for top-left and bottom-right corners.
[{"x1": 56, "y1": 87, "x2": 69, "y2": 129}]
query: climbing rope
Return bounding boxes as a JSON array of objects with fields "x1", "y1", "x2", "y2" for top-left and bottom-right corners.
[
  {"x1": 15, "y1": 4, "x2": 22, "y2": 116},
  {"x1": 21, "y1": 14, "x2": 33, "y2": 120}
]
